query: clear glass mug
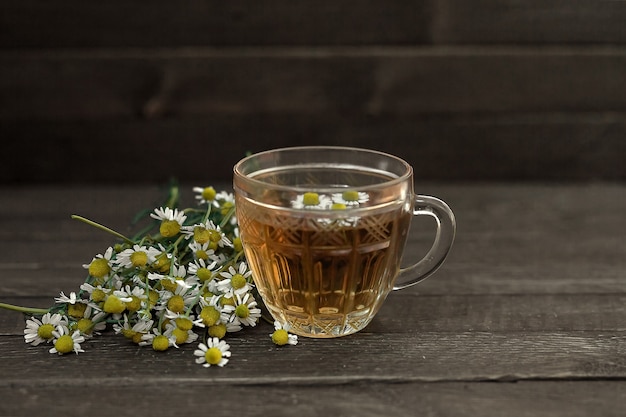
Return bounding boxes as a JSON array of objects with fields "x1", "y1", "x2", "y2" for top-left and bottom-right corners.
[{"x1": 233, "y1": 146, "x2": 456, "y2": 338}]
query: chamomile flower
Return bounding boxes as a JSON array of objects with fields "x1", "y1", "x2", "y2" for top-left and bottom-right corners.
[
  {"x1": 231, "y1": 227, "x2": 243, "y2": 253},
  {"x1": 214, "y1": 191, "x2": 237, "y2": 224},
  {"x1": 182, "y1": 220, "x2": 232, "y2": 250},
  {"x1": 194, "y1": 337, "x2": 231, "y2": 367},
  {"x1": 331, "y1": 190, "x2": 370, "y2": 206},
  {"x1": 149, "y1": 264, "x2": 196, "y2": 293},
  {"x1": 71, "y1": 305, "x2": 107, "y2": 336},
  {"x1": 82, "y1": 246, "x2": 115, "y2": 281},
  {"x1": 222, "y1": 292, "x2": 261, "y2": 327},
  {"x1": 115, "y1": 244, "x2": 160, "y2": 269},
  {"x1": 270, "y1": 321, "x2": 298, "y2": 346},
  {"x1": 193, "y1": 186, "x2": 217, "y2": 205},
  {"x1": 150, "y1": 207, "x2": 187, "y2": 238},
  {"x1": 187, "y1": 257, "x2": 218, "y2": 284},
  {"x1": 24, "y1": 312, "x2": 67, "y2": 346},
  {"x1": 213, "y1": 190, "x2": 235, "y2": 208},
  {"x1": 114, "y1": 284, "x2": 147, "y2": 313},
  {"x1": 102, "y1": 292, "x2": 132, "y2": 316},
  {"x1": 49, "y1": 325, "x2": 85, "y2": 355},
  {"x1": 155, "y1": 281, "x2": 200, "y2": 315},
  {"x1": 140, "y1": 328, "x2": 178, "y2": 351},
  {"x1": 163, "y1": 321, "x2": 199, "y2": 345},
  {"x1": 113, "y1": 315, "x2": 154, "y2": 344},
  {"x1": 216, "y1": 261, "x2": 253, "y2": 297},
  {"x1": 188, "y1": 241, "x2": 219, "y2": 263},
  {"x1": 55, "y1": 291, "x2": 91, "y2": 319},
  {"x1": 291, "y1": 192, "x2": 332, "y2": 210},
  {"x1": 79, "y1": 282, "x2": 111, "y2": 304},
  {"x1": 151, "y1": 243, "x2": 174, "y2": 273},
  {"x1": 204, "y1": 294, "x2": 240, "y2": 326}
]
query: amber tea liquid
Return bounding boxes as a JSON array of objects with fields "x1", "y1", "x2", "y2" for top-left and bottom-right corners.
[{"x1": 235, "y1": 165, "x2": 413, "y2": 337}]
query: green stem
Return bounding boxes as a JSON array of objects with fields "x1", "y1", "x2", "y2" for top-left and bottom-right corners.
[
  {"x1": 165, "y1": 184, "x2": 179, "y2": 209},
  {"x1": 71, "y1": 215, "x2": 135, "y2": 245},
  {"x1": 0, "y1": 302, "x2": 49, "y2": 315}
]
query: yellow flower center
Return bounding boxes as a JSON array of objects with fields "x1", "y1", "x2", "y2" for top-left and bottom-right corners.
[
  {"x1": 132, "y1": 332, "x2": 144, "y2": 344},
  {"x1": 37, "y1": 323, "x2": 55, "y2": 340},
  {"x1": 331, "y1": 203, "x2": 347, "y2": 210},
  {"x1": 54, "y1": 334, "x2": 74, "y2": 354},
  {"x1": 130, "y1": 251, "x2": 149, "y2": 267},
  {"x1": 235, "y1": 304, "x2": 250, "y2": 319},
  {"x1": 147, "y1": 291, "x2": 159, "y2": 308},
  {"x1": 194, "y1": 227, "x2": 211, "y2": 244},
  {"x1": 302, "y1": 192, "x2": 320, "y2": 206},
  {"x1": 195, "y1": 249, "x2": 209, "y2": 260},
  {"x1": 161, "y1": 279, "x2": 178, "y2": 293},
  {"x1": 196, "y1": 267, "x2": 212, "y2": 282},
  {"x1": 153, "y1": 254, "x2": 171, "y2": 273},
  {"x1": 167, "y1": 295, "x2": 185, "y2": 313},
  {"x1": 68, "y1": 302, "x2": 87, "y2": 318},
  {"x1": 121, "y1": 328, "x2": 135, "y2": 339},
  {"x1": 91, "y1": 288, "x2": 107, "y2": 302},
  {"x1": 220, "y1": 296, "x2": 235, "y2": 307},
  {"x1": 103, "y1": 295, "x2": 126, "y2": 314},
  {"x1": 152, "y1": 335, "x2": 170, "y2": 351},
  {"x1": 208, "y1": 323, "x2": 226, "y2": 339},
  {"x1": 88, "y1": 258, "x2": 110, "y2": 278},
  {"x1": 126, "y1": 296, "x2": 142, "y2": 312},
  {"x1": 76, "y1": 318, "x2": 93, "y2": 334},
  {"x1": 172, "y1": 327, "x2": 188, "y2": 344},
  {"x1": 272, "y1": 329, "x2": 289, "y2": 346},
  {"x1": 175, "y1": 317, "x2": 193, "y2": 331},
  {"x1": 233, "y1": 237, "x2": 243, "y2": 253},
  {"x1": 220, "y1": 201, "x2": 234, "y2": 216},
  {"x1": 160, "y1": 220, "x2": 181, "y2": 238},
  {"x1": 205, "y1": 347, "x2": 222, "y2": 365},
  {"x1": 209, "y1": 230, "x2": 222, "y2": 243},
  {"x1": 200, "y1": 306, "x2": 220, "y2": 327},
  {"x1": 231, "y1": 273, "x2": 247, "y2": 290},
  {"x1": 342, "y1": 190, "x2": 359, "y2": 202},
  {"x1": 202, "y1": 187, "x2": 217, "y2": 201}
]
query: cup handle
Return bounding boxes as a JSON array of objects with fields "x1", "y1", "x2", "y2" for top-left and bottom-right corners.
[{"x1": 393, "y1": 195, "x2": 456, "y2": 290}]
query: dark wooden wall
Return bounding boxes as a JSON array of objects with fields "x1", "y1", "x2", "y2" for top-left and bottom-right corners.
[{"x1": 2, "y1": 1, "x2": 626, "y2": 184}]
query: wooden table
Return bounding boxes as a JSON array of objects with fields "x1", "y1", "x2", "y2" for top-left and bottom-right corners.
[{"x1": 1, "y1": 182, "x2": 624, "y2": 416}]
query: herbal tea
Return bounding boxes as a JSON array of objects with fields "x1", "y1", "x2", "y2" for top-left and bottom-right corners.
[{"x1": 234, "y1": 163, "x2": 413, "y2": 337}]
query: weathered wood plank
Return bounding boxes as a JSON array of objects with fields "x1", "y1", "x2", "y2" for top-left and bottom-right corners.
[
  {"x1": 2, "y1": 113, "x2": 626, "y2": 183},
  {"x1": 2, "y1": 380, "x2": 625, "y2": 417},
  {"x1": 3, "y1": 49, "x2": 626, "y2": 121},
  {"x1": 1, "y1": 330, "x2": 625, "y2": 381},
  {"x1": 2, "y1": 1, "x2": 626, "y2": 48}
]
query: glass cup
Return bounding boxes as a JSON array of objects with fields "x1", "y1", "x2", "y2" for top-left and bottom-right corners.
[{"x1": 233, "y1": 146, "x2": 456, "y2": 338}]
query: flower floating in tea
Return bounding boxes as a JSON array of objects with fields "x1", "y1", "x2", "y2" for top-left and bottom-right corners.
[
  {"x1": 291, "y1": 190, "x2": 369, "y2": 210},
  {"x1": 290, "y1": 190, "x2": 369, "y2": 228},
  {"x1": 332, "y1": 190, "x2": 370, "y2": 206},
  {"x1": 0, "y1": 184, "x2": 297, "y2": 366}
]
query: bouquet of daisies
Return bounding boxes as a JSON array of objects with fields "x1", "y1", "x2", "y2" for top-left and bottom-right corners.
[{"x1": 1, "y1": 184, "x2": 297, "y2": 367}]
